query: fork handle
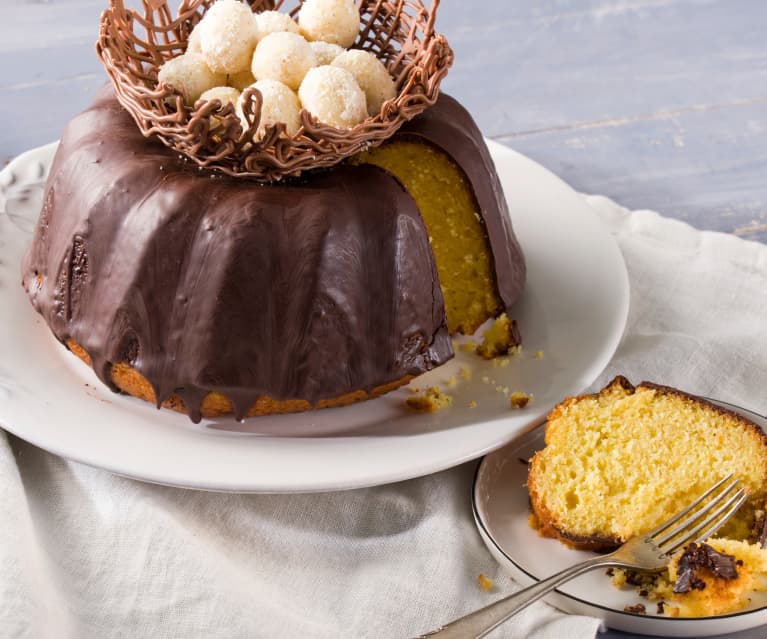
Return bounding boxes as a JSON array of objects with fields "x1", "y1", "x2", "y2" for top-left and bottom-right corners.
[{"x1": 417, "y1": 555, "x2": 616, "y2": 638}]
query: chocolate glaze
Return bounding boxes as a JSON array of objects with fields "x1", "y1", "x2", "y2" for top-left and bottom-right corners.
[{"x1": 22, "y1": 87, "x2": 525, "y2": 421}]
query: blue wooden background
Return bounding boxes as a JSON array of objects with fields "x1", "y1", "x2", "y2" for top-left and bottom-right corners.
[
  {"x1": 2, "y1": 0, "x2": 766, "y2": 243},
  {"x1": 1, "y1": 2, "x2": 766, "y2": 638}
]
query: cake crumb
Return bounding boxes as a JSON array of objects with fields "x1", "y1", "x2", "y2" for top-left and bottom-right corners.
[
  {"x1": 445, "y1": 376, "x2": 457, "y2": 388},
  {"x1": 459, "y1": 341, "x2": 477, "y2": 353},
  {"x1": 477, "y1": 574, "x2": 493, "y2": 591},
  {"x1": 406, "y1": 387, "x2": 453, "y2": 412},
  {"x1": 459, "y1": 367, "x2": 472, "y2": 381},
  {"x1": 476, "y1": 313, "x2": 521, "y2": 359},
  {"x1": 510, "y1": 392, "x2": 533, "y2": 409},
  {"x1": 468, "y1": 400, "x2": 477, "y2": 408},
  {"x1": 534, "y1": 350, "x2": 544, "y2": 359},
  {"x1": 624, "y1": 603, "x2": 646, "y2": 615},
  {"x1": 609, "y1": 568, "x2": 628, "y2": 588}
]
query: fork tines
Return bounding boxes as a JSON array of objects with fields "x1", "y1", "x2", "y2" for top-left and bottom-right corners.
[{"x1": 649, "y1": 474, "x2": 747, "y2": 556}]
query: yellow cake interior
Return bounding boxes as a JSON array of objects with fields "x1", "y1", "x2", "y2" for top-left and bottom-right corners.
[
  {"x1": 528, "y1": 378, "x2": 767, "y2": 547},
  {"x1": 353, "y1": 139, "x2": 502, "y2": 334}
]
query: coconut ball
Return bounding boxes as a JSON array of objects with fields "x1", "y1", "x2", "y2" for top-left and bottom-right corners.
[
  {"x1": 251, "y1": 32, "x2": 317, "y2": 91},
  {"x1": 157, "y1": 52, "x2": 226, "y2": 105},
  {"x1": 197, "y1": 0, "x2": 258, "y2": 74},
  {"x1": 238, "y1": 79, "x2": 302, "y2": 140},
  {"x1": 255, "y1": 10, "x2": 300, "y2": 39},
  {"x1": 187, "y1": 25, "x2": 203, "y2": 54},
  {"x1": 298, "y1": 0, "x2": 359, "y2": 48},
  {"x1": 199, "y1": 86, "x2": 241, "y2": 108},
  {"x1": 309, "y1": 40, "x2": 344, "y2": 66},
  {"x1": 199, "y1": 86, "x2": 242, "y2": 127},
  {"x1": 298, "y1": 65, "x2": 367, "y2": 129},
  {"x1": 228, "y1": 68, "x2": 256, "y2": 91},
  {"x1": 332, "y1": 49, "x2": 397, "y2": 115}
]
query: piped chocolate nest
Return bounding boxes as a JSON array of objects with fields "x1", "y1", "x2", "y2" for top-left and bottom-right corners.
[{"x1": 97, "y1": 0, "x2": 453, "y2": 181}]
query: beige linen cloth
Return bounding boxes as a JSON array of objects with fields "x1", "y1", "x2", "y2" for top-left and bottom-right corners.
[{"x1": 3, "y1": 194, "x2": 767, "y2": 639}]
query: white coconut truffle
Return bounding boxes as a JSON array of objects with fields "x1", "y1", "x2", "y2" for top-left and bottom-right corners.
[
  {"x1": 197, "y1": 0, "x2": 258, "y2": 74},
  {"x1": 255, "y1": 10, "x2": 300, "y2": 39},
  {"x1": 332, "y1": 49, "x2": 396, "y2": 115},
  {"x1": 298, "y1": 0, "x2": 359, "y2": 48},
  {"x1": 251, "y1": 32, "x2": 317, "y2": 91},
  {"x1": 157, "y1": 52, "x2": 225, "y2": 105},
  {"x1": 187, "y1": 25, "x2": 203, "y2": 54},
  {"x1": 298, "y1": 65, "x2": 367, "y2": 129},
  {"x1": 199, "y1": 86, "x2": 242, "y2": 128},
  {"x1": 199, "y1": 86, "x2": 241, "y2": 107},
  {"x1": 238, "y1": 79, "x2": 302, "y2": 140},
  {"x1": 309, "y1": 40, "x2": 345, "y2": 66},
  {"x1": 228, "y1": 68, "x2": 256, "y2": 91}
]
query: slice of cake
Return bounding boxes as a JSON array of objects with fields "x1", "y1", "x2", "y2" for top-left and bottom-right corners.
[{"x1": 527, "y1": 376, "x2": 767, "y2": 551}]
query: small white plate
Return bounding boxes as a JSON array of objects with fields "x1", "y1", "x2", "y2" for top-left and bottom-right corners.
[
  {"x1": 0, "y1": 139, "x2": 629, "y2": 493},
  {"x1": 473, "y1": 399, "x2": 767, "y2": 637}
]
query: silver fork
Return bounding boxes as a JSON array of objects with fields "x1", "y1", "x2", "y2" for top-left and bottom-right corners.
[{"x1": 418, "y1": 474, "x2": 747, "y2": 639}]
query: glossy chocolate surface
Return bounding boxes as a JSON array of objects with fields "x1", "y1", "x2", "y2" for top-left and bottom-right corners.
[{"x1": 22, "y1": 88, "x2": 525, "y2": 421}]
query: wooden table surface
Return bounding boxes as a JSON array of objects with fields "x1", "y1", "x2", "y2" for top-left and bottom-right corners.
[
  {"x1": 2, "y1": 0, "x2": 767, "y2": 243},
  {"x1": 2, "y1": 2, "x2": 766, "y2": 638}
]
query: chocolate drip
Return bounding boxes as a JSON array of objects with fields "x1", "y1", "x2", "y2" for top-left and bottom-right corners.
[{"x1": 22, "y1": 87, "x2": 525, "y2": 421}]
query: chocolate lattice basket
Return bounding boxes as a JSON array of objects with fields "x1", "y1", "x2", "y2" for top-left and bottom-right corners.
[{"x1": 96, "y1": 0, "x2": 453, "y2": 181}]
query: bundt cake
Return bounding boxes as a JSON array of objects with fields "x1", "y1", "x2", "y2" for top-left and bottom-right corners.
[
  {"x1": 21, "y1": 87, "x2": 525, "y2": 422},
  {"x1": 527, "y1": 376, "x2": 767, "y2": 551}
]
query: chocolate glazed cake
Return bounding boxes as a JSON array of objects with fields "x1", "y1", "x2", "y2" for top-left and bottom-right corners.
[{"x1": 22, "y1": 87, "x2": 525, "y2": 422}]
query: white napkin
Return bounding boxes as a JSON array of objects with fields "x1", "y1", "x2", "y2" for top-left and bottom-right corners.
[{"x1": 3, "y1": 194, "x2": 767, "y2": 639}]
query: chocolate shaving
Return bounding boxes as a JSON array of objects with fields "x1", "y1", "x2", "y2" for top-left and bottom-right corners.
[
  {"x1": 624, "y1": 603, "x2": 646, "y2": 615},
  {"x1": 96, "y1": 0, "x2": 453, "y2": 181},
  {"x1": 624, "y1": 570, "x2": 649, "y2": 586},
  {"x1": 672, "y1": 542, "x2": 739, "y2": 593}
]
